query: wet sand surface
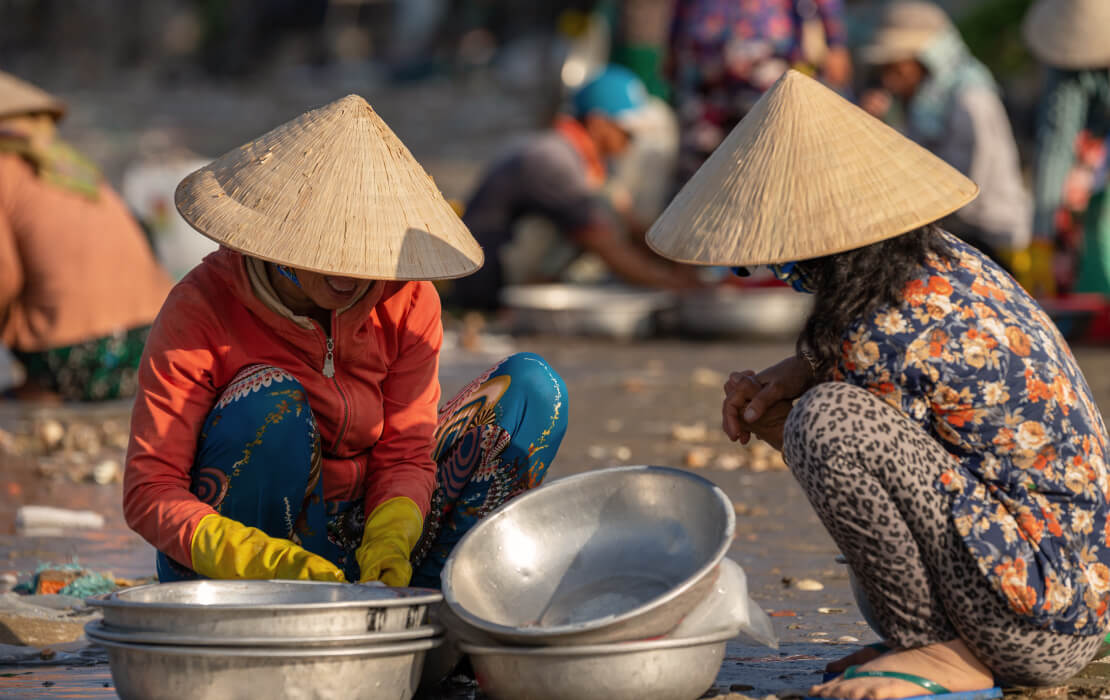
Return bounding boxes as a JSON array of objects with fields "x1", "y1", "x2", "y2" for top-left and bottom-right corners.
[{"x1": 3, "y1": 337, "x2": 1110, "y2": 698}]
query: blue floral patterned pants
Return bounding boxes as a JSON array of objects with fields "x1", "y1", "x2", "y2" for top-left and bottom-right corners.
[{"x1": 156, "y1": 352, "x2": 568, "y2": 588}]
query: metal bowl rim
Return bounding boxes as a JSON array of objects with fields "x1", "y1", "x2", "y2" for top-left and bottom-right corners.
[
  {"x1": 84, "y1": 619, "x2": 443, "y2": 647},
  {"x1": 86, "y1": 580, "x2": 442, "y2": 612},
  {"x1": 500, "y1": 284, "x2": 676, "y2": 311},
  {"x1": 458, "y1": 628, "x2": 736, "y2": 656},
  {"x1": 442, "y1": 464, "x2": 736, "y2": 639},
  {"x1": 86, "y1": 631, "x2": 443, "y2": 658}
]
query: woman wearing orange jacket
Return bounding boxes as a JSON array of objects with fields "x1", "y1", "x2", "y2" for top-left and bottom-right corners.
[{"x1": 123, "y1": 95, "x2": 567, "y2": 586}]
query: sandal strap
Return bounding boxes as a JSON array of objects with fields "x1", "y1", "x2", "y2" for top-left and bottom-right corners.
[{"x1": 843, "y1": 665, "x2": 951, "y2": 694}]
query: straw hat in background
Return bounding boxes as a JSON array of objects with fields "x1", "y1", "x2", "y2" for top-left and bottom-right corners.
[
  {"x1": 175, "y1": 94, "x2": 484, "y2": 281},
  {"x1": 1023, "y1": 0, "x2": 1110, "y2": 70},
  {"x1": 859, "y1": 1, "x2": 952, "y2": 66},
  {"x1": 645, "y1": 70, "x2": 979, "y2": 267},
  {"x1": 0, "y1": 71, "x2": 66, "y2": 121}
]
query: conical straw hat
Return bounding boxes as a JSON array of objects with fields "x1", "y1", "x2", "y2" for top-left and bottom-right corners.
[
  {"x1": 1023, "y1": 0, "x2": 1110, "y2": 70},
  {"x1": 0, "y1": 71, "x2": 65, "y2": 121},
  {"x1": 175, "y1": 94, "x2": 483, "y2": 281},
  {"x1": 646, "y1": 70, "x2": 978, "y2": 266}
]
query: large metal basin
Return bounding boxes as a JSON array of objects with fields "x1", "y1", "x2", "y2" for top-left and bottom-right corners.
[
  {"x1": 85, "y1": 631, "x2": 441, "y2": 700},
  {"x1": 674, "y1": 287, "x2": 811, "y2": 339},
  {"x1": 87, "y1": 581, "x2": 441, "y2": 638},
  {"x1": 460, "y1": 630, "x2": 734, "y2": 700},
  {"x1": 442, "y1": 465, "x2": 735, "y2": 645},
  {"x1": 500, "y1": 284, "x2": 675, "y2": 339}
]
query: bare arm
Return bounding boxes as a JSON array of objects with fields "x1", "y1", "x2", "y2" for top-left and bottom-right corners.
[{"x1": 578, "y1": 224, "x2": 701, "y2": 290}]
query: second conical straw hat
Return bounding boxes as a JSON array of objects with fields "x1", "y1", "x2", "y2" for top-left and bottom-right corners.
[
  {"x1": 176, "y1": 94, "x2": 483, "y2": 281},
  {"x1": 1023, "y1": 0, "x2": 1110, "y2": 70},
  {"x1": 0, "y1": 71, "x2": 66, "y2": 121},
  {"x1": 647, "y1": 70, "x2": 978, "y2": 267}
]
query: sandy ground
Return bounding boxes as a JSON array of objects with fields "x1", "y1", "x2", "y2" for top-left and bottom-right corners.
[{"x1": 2, "y1": 336, "x2": 1110, "y2": 698}]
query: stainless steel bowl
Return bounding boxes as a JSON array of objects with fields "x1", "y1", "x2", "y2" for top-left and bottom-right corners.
[
  {"x1": 84, "y1": 619, "x2": 443, "y2": 648},
  {"x1": 674, "y1": 287, "x2": 812, "y2": 339},
  {"x1": 500, "y1": 284, "x2": 676, "y2": 340},
  {"x1": 87, "y1": 581, "x2": 441, "y2": 638},
  {"x1": 85, "y1": 631, "x2": 441, "y2": 700},
  {"x1": 460, "y1": 630, "x2": 735, "y2": 700},
  {"x1": 443, "y1": 465, "x2": 735, "y2": 645}
]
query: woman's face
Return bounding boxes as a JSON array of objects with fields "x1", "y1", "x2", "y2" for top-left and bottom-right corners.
[
  {"x1": 879, "y1": 59, "x2": 926, "y2": 100},
  {"x1": 274, "y1": 266, "x2": 374, "y2": 312},
  {"x1": 583, "y1": 114, "x2": 632, "y2": 158}
]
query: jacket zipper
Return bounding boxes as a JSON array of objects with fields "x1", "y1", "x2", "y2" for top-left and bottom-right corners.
[
  {"x1": 322, "y1": 312, "x2": 352, "y2": 453},
  {"x1": 323, "y1": 337, "x2": 335, "y2": 378}
]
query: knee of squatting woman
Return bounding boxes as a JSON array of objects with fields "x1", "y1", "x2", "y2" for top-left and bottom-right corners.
[
  {"x1": 648, "y1": 70, "x2": 1109, "y2": 699},
  {"x1": 123, "y1": 95, "x2": 567, "y2": 587}
]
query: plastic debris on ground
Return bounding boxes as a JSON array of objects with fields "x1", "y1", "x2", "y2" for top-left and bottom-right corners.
[
  {"x1": 15, "y1": 506, "x2": 105, "y2": 536},
  {"x1": 13, "y1": 561, "x2": 119, "y2": 598}
]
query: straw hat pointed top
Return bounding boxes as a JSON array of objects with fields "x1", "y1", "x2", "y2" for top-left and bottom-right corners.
[
  {"x1": 0, "y1": 71, "x2": 66, "y2": 121},
  {"x1": 1023, "y1": 0, "x2": 1110, "y2": 70},
  {"x1": 175, "y1": 94, "x2": 484, "y2": 281},
  {"x1": 646, "y1": 70, "x2": 978, "y2": 267}
]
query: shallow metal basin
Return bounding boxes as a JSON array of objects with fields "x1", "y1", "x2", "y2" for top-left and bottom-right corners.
[
  {"x1": 87, "y1": 581, "x2": 441, "y2": 639},
  {"x1": 460, "y1": 630, "x2": 734, "y2": 700},
  {"x1": 85, "y1": 631, "x2": 441, "y2": 700},
  {"x1": 500, "y1": 284, "x2": 676, "y2": 339},
  {"x1": 443, "y1": 465, "x2": 735, "y2": 645},
  {"x1": 674, "y1": 287, "x2": 812, "y2": 339}
]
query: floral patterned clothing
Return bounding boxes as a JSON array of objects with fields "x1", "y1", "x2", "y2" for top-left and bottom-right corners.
[
  {"x1": 834, "y1": 232, "x2": 1110, "y2": 636},
  {"x1": 668, "y1": 0, "x2": 846, "y2": 93},
  {"x1": 668, "y1": 0, "x2": 846, "y2": 182}
]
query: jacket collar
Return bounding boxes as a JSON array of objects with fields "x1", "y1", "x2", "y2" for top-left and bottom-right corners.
[{"x1": 208, "y1": 248, "x2": 385, "y2": 338}]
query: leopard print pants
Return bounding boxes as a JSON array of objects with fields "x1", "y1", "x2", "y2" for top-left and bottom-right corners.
[{"x1": 784, "y1": 382, "x2": 1103, "y2": 686}]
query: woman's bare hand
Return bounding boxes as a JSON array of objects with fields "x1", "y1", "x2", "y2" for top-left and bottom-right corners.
[
  {"x1": 738, "y1": 399, "x2": 792, "y2": 450},
  {"x1": 722, "y1": 355, "x2": 814, "y2": 443}
]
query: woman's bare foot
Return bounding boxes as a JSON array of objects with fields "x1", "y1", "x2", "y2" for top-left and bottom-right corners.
[
  {"x1": 810, "y1": 639, "x2": 993, "y2": 699},
  {"x1": 826, "y1": 643, "x2": 888, "y2": 674}
]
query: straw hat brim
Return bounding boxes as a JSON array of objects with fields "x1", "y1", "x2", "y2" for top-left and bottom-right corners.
[
  {"x1": 0, "y1": 72, "x2": 65, "y2": 122},
  {"x1": 1023, "y1": 0, "x2": 1110, "y2": 69},
  {"x1": 646, "y1": 70, "x2": 979, "y2": 267},
  {"x1": 859, "y1": 27, "x2": 939, "y2": 65},
  {"x1": 175, "y1": 95, "x2": 484, "y2": 282}
]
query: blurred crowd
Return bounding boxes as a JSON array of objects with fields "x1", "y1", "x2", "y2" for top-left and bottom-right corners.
[
  {"x1": 2, "y1": 0, "x2": 1110, "y2": 401},
  {"x1": 448, "y1": 0, "x2": 1110, "y2": 318}
]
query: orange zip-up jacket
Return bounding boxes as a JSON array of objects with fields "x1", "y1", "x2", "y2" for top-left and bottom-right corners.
[{"x1": 123, "y1": 248, "x2": 441, "y2": 568}]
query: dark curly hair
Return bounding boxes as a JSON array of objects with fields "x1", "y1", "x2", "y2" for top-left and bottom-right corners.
[{"x1": 796, "y1": 224, "x2": 955, "y2": 380}]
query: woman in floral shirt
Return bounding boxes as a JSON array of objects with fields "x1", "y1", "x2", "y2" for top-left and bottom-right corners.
[{"x1": 649, "y1": 70, "x2": 1108, "y2": 698}]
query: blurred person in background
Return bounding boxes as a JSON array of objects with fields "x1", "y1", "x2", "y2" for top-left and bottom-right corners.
[
  {"x1": 447, "y1": 65, "x2": 698, "y2": 311},
  {"x1": 666, "y1": 0, "x2": 852, "y2": 185},
  {"x1": 1023, "y1": 0, "x2": 1110, "y2": 299},
  {"x1": 0, "y1": 71, "x2": 172, "y2": 402},
  {"x1": 859, "y1": 1, "x2": 1031, "y2": 273}
]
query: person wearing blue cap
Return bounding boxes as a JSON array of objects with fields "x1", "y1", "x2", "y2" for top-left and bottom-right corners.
[{"x1": 447, "y1": 65, "x2": 699, "y2": 310}]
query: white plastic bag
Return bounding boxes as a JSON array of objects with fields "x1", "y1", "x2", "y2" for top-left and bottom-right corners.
[{"x1": 670, "y1": 557, "x2": 778, "y2": 648}]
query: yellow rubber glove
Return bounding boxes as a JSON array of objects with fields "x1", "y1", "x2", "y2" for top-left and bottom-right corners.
[
  {"x1": 189, "y1": 513, "x2": 346, "y2": 582},
  {"x1": 355, "y1": 497, "x2": 423, "y2": 587}
]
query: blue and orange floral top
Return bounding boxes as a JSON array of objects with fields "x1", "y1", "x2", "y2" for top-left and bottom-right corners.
[{"x1": 835, "y1": 233, "x2": 1110, "y2": 636}]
